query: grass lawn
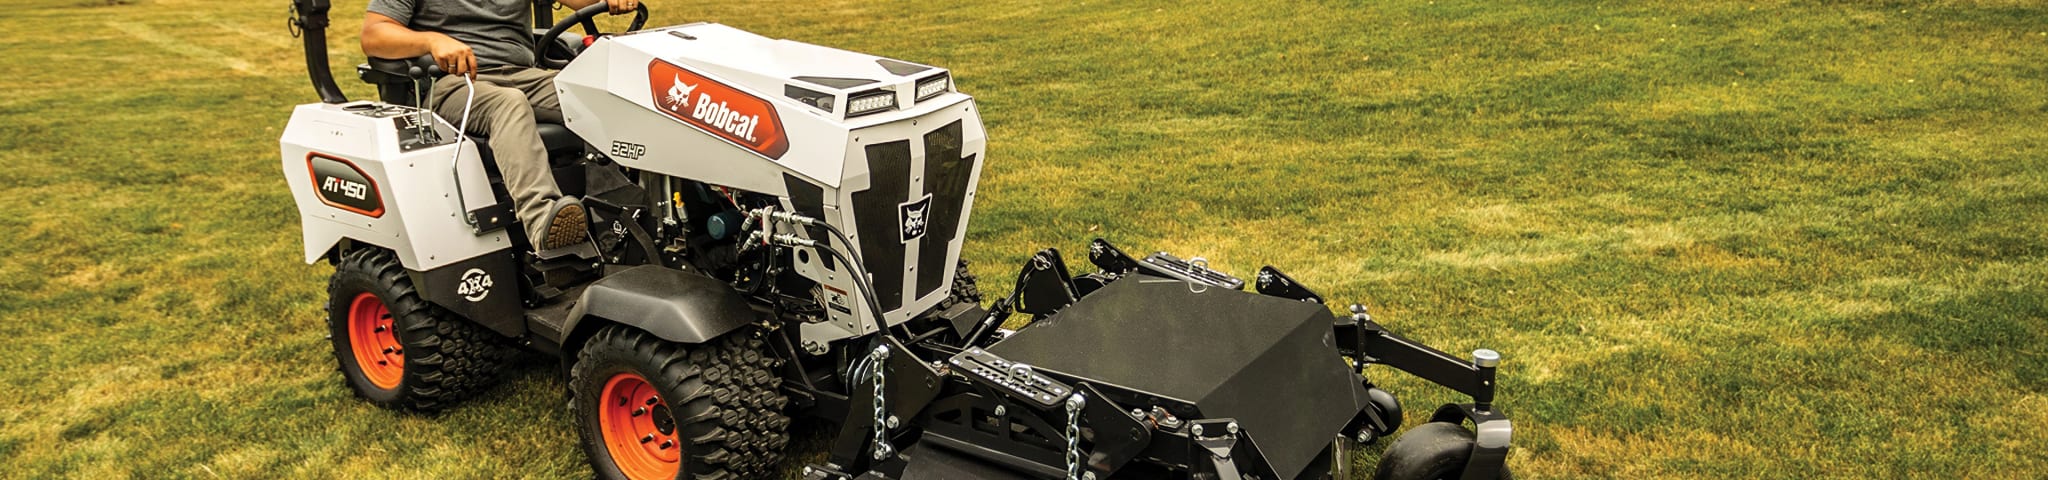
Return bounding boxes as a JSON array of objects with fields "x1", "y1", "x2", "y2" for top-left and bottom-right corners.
[{"x1": 3, "y1": 0, "x2": 2045, "y2": 478}]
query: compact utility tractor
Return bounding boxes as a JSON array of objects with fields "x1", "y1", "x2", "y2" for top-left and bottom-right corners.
[{"x1": 282, "y1": 1, "x2": 1516, "y2": 479}]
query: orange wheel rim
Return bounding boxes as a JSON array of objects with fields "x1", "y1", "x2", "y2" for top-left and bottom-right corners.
[
  {"x1": 599, "y1": 372, "x2": 681, "y2": 480},
  {"x1": 347, "y1": 292, "x2": 404, "y2": 389}
]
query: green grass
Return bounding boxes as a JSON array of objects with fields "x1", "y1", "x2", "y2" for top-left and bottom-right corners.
[{"x1": 3, "y1": 0, "x2": 2046, "y2": 477}]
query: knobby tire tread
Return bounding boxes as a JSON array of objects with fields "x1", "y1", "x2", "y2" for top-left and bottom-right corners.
[
  {"x1": 328, "y1": 248, "x2": 512, "y2": 413},
  {"x1": 575, "y1": 326, "x2": 791, "y2": 479}
]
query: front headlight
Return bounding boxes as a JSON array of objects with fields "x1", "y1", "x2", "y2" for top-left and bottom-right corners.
[
  {"x1": 847, "y1": 89, "x2": 897, "y2": 117},
  {"x1": 915, "y1": 73, "x2": 950, "y2": 101}
]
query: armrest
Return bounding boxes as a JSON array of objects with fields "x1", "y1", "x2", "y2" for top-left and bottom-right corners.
[{"x1": 360, "y1": 55, "x2": 438, "y2": 85}]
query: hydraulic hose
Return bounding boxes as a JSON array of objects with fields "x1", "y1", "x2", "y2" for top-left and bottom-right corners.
[
  {"x1": 814, "y1": 223, "x2": 869, "y2": 273},
  {"x1": 767, "y1": 210, "x2": 867, "y2": 270}
]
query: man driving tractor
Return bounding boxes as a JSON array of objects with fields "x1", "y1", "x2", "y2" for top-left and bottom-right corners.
[{"x1": 360, "y1": 0, "x2": 641, "y2": 251}]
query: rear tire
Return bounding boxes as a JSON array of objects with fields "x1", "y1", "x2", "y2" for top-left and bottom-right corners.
[
  {"x1": 327, "y1": 248, "x2": 511, "y2": 412},
  {"x1": 1372, "y1": 422, "x2": 1512, "y2": 480},
  {"x1": 571, "y1": 326, "x2": 790, "y2": 480}
]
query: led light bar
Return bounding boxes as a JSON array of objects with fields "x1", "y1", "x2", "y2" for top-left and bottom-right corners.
[
  {"x1": 847, "y1": 90, "x2": 897, "y2": 117},
  {"x1": 915, "y1": 74, "x2": 951, "y2": 101}
]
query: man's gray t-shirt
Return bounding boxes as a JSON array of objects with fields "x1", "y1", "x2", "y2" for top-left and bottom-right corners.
[{"x1": 368, "y1": 0, "x2": 534, "y2": 69}]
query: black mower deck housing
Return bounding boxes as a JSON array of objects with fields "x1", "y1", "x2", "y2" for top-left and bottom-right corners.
[{"x1": 989, "y1": 279, "x2": 1370, "y2": 479}]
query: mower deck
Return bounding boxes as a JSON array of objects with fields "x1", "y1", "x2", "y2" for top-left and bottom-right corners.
[{"x1": 987, "y1": 278, "x2": 1370, "y2": 479}]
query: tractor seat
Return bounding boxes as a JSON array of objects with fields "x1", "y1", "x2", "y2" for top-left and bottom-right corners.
[
  {"x1": 467, "y1": 122, "x2": 583, "y2": 169},
  {"x1": 537, "y1": 122, "x2": 580, "y2": 158}
]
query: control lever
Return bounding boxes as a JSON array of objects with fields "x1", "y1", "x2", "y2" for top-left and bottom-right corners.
[
  {"x1": 404, "y1": 61, "x2": 445, "y2": 144},
  {"x1": 446, "y1": 75, "x2": 478, "y2": 227}
]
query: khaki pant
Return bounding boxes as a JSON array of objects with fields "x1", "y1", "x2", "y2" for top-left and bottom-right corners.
[{"x1": 429, "y1": 67, "x2": 565, "y2": 243}]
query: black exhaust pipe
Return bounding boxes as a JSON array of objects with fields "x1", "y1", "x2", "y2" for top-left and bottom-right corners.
[{"x1": 291, "y1": 0, "x2": 349, "y2": 104}]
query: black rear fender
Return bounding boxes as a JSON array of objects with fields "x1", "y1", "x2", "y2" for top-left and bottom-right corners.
[{"x1": 560, "y1": 265, "x2": 758, "y2": 355}]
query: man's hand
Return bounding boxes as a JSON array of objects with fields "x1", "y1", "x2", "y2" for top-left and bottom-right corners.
[
  {"x1": 561, "y1": 0, "x2": 639, "y2": 15},
  {"x1": 425, "y1": 33, "x2": 477, "y2": 78},
  {"x1": 605, "y1": 0, "x2": 639, "y2": 15}
]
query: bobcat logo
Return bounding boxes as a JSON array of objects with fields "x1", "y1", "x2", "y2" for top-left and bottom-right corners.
[
  {"x1": 645, "y1": 60, "x2": 790, "y2": 159},
  {"x1": 664, "y1": 75, "x2": 698, "y2": 110},
  {"x1": 898, "y1": 194, "x2": 933, "y2": 243}
]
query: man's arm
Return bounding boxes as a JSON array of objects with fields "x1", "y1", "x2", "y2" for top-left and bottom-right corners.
[
  {"x1": 559, "y1": 0, "x2": 641, "y2": 16},
  {"x1": 362, "y1": 12, "x2": 478, "y2": 77}
]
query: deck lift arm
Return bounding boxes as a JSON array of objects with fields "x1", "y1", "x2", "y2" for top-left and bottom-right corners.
[{"x1": 1333, "y1": 306, "x2": 1512, "y2": 480}]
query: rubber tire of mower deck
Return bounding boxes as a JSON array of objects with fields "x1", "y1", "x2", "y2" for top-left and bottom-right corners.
[
  {"x1": 327, "y1": 248, "x2": 512, "y2": 412},
  {"x1": 1372, "y1": 422, "x2": 1513, "y2": 480},
  {"x1": 571, "y1": 325, "x2": 791, "y2": 480}
]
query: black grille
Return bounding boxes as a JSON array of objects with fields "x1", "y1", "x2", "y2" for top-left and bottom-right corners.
[
  {"x1": 851, "y1": 141, "x2": 912, "y2": 312},
  {"x1": 846, "y1": 121, "x2": 976, "y2": 315},
  {"x1": 917, "y1": 120, "x2": 971, "y2": 298}
]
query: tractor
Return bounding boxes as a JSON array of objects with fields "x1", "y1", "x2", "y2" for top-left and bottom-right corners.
[{"x1": 281, "y1": 1, "x2": 1516, "y2": 479}]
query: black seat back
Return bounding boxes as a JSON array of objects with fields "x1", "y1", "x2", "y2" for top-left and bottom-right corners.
[{"x1": 358, "y1": 56, "x2": 437, "y2": 107}]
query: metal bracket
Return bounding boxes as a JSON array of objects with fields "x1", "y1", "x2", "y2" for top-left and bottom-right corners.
[
  {"x1": 1334, "y1": 308, "x2": 1499, "y2": 407},
  {"x1": 1085, "y1": 238, "x2": 1141, "y2": 273},
  {"x1": 826, "y1": 336, "x2": 942, "y2": 472},
  {"x1": 1432, "y1": 404, "x2": 1513, "y2": 480},
  {"x1": 466, "y1": 203, "x2": 513, "y2": 235},
  {"x1": 1252, "y1": 266, "x2": 1325, "y2": 304},
  {"x1": 1072, "y1": 383, "x2": 1149, "y2": 479},
  {"x1": 1013, "y1": 248, "x2": 1077, "y2": 315},
  {"x1": 1188, "y1": 418, "x2": 1245, "y2": 480}
]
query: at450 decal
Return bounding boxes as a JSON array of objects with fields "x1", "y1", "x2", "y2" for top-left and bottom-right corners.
[
  {"x1": 648, "y1": 60, "x2": 790, "y2": 160},
  {"x1": 307, "y1": 153, "x2": 384, "y2": 218}
]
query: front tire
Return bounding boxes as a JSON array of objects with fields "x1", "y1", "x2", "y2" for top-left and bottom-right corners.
[
  {"x1": 1373, "y1": 422, "x2": 1513, "y2": 480},
  {"x1": 571, "y1": 326, "x2": 790, "y2": 480},
  {"x1": 940, "y1": 260, "x2": 982, "y2": 309},
  {"x1": 327, "y1": 248, "x2": 510, "y2": 412}
]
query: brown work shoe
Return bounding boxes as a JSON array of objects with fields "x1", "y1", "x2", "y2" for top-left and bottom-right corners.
[{"x1": 540, "y1": 197, "x2": 589, "y2": 250}]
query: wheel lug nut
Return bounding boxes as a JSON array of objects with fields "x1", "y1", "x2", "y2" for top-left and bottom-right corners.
[
  {"x1": 374, "y1": 326, "x2": 386, "y2": 333},
  {"x1": 659, "y1": 440, "x2": 674, "y2": 450},
  {"x1": 640, "y1": 434, "x2": 654, "y2": 443},
  {"x1": 383, "y1": 347, "x2": 395, "y2": 354},
  {"x1": 645, "y1": 397, "x2": 658, "y2": 406},
  {"x1": 632, "y1": 407, "x2": 646, "y2": 417},
  {"x1": 376, "y1": 360, "x2": 388, "y2": 366}
]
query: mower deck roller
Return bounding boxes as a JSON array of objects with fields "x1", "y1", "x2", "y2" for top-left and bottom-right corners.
[{"x1": 282, "y1": 1, "x2": 1515, "y2": 478}]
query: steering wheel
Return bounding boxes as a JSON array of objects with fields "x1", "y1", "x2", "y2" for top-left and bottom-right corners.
[{"x1": 538, "y1": 2, "x2": 649, "y2": 69}]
